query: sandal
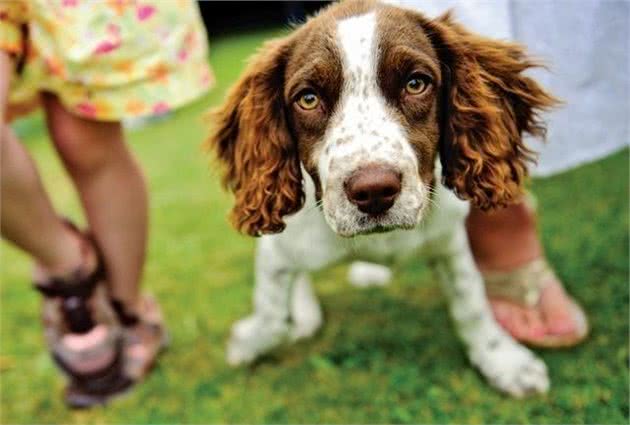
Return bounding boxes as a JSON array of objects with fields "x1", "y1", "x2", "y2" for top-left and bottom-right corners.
[
  {"x1": 112, "y1": 294, "x2": 169, "y2": 381},
  {"x1": 484, "y1": 258, "x2": 589, "y2": 348},
  {"x1": 35, "y1": 221, "x2": 131, "y2": 408},
  {"x1": 64, "y1": 294, "x2": 168, "y2": 407}
]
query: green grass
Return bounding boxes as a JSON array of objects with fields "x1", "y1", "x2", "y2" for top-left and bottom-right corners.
[{"x1": 1, "y1": 27, "x2": 628, "y2": 424}]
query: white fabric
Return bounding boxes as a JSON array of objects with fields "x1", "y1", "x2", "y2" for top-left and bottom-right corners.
[{"x1": 401, "y1": 0, "x2": 629, "y2": 176}]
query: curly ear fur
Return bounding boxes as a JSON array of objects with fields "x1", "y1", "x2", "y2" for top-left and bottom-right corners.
[
  {"x1": 425, "y1": 13, "x2": 559, "y2": 209},
  {"x1": 206, "y1": 38, "x2": 304, "y2": 236}
]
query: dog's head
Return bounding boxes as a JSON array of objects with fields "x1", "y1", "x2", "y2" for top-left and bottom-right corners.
[{"x1": 208, "y1": 0, "x2": 557, "y2": 237}]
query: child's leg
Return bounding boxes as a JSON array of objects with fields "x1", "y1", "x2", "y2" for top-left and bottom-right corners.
[
  {"x1": 0, "y1": 125, "x2": 88, "y2": 273},
  {"x1": 41, "y1": 93, "x2": 147, "y2": 313},
  {"x1": 42, "y1": 93, "x2": 166, "y2": 390},
  {"x1": 2, "y1": 123, "x2": 129, "y2": 407}
]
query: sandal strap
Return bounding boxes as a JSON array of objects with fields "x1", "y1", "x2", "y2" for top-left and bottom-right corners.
[
  {"x1": 483, "y1": 258, "x2": 557, "y2": 307},
  {"x1": 34, "y1": 264, "x2": 104, "y2": 298},
  {"x1": 118, "y1": 295, "x2": 168, "y2": 380},
  {"x1": 110, "y1": 298, "x2": 140, "y2": 327},
  {"x1": 34, "y1": 262, "x2": 106, "y2": 334},
  {"x1": 33, "y1": 220, "x2": 106, "y2": 334}
]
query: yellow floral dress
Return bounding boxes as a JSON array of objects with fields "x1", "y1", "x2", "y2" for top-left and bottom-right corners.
[{"x1": 0, "y1": 0, "x2": 214, "y2": 120}]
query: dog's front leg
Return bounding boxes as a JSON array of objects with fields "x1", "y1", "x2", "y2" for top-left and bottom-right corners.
[
  {"x1": 227, "y1": 237, "x2": 311, "y2": 365},
  {"x1": 432, "y1": 225, "x2": 549, "y2": 398}
]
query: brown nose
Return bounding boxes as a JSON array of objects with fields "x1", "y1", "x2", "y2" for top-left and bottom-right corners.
[{"x1": 344, "y1": 165, "x2": 402, "y2": 215}]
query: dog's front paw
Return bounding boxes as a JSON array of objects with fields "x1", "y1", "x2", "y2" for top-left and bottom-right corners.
[
  {"x1": 470, "y1": 337, "x2": 549, "y2": 398},
  {"x1": 226, "y1": 315, "x2": 290, "y2": 366}
]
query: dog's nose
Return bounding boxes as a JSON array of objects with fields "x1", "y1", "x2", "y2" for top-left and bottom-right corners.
[{"x1": 344, "y1": 165, "x2": 402, "y2": 215}]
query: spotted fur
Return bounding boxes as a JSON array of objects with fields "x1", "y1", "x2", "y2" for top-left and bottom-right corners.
[{"x1": 207, "y1": 0, "x2": 556, "y2": 397}]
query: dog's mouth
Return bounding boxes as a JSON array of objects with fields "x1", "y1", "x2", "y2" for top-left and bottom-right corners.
[
  {"x1": 325, "y1": 203, "x2": 424, "y2": 238},
  {"x1": 320, "y1": 169, "x2": 427, "y2": 238},
  {"x1": 337, "y1": 219, "x2": 416, "y2": 237}
]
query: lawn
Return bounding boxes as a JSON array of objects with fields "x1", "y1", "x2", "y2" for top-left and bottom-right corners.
[{"x1": 1, "y1": 27, "x2": 628, "y2": 424}]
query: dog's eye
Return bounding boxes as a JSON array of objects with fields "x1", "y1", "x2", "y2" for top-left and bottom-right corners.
[
  {"x1": 296, "y1": 90, "x2": 320, "y2": 110},
  {"x1": 405, "y1": 74, "x2": 431, "y2": 95}
]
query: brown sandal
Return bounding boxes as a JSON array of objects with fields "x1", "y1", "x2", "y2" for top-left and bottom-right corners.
[
  {"x1": 63, "y1": 293, "x2": 168, "y2": 408},
  {"x1": 112, "y1": 294, "x2": 169, "y2": 381},
  {"x1": 34, "y1": 221, "x2": 131, "y2": 408}
]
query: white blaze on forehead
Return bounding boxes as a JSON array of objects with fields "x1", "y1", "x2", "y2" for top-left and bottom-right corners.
[
  {"x1": 318, "y1": 11, "x2": 416, "y2": 186},
  {"x1": 337, "y1": 12, "x2": 377, "y2": 78}
]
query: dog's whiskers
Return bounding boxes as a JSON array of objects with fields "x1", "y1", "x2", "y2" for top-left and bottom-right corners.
[{"x1": 303, "y1": 199, "x2": 324, "y2": 215}]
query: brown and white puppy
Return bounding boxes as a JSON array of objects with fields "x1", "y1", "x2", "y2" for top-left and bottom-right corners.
[{"x1": 208, "y1": 0, "x2": 556, "y2": 397}]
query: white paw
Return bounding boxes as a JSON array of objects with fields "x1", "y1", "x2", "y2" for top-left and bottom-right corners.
[
  {"x1": 226, "y1": 315, "x2": 289, "y2": 366},
  {"x1": 347, "y1": 261, "x2": 392, "y2": 288},
  {"x1": 470, "y1": 337, "x2": 549, "y2": 398},
  {"x1": 289, "y1": 274, "x2": 323, "y2": 341}
]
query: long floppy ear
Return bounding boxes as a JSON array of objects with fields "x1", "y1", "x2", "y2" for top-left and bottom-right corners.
[
  {"x1": 424, "y1": 13, "x2": 559, "y2": 209},
  {"x1": 206, "y1": 37, "x2": 304, "y2": 236}
]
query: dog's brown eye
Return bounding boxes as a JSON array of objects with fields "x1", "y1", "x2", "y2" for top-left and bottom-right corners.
[
  {"x1": 405, "y1": 75, "x2": 430, "y2": 95},
  {"x1": 297, "y1": 91, "x2": 319, "y2": 110}
]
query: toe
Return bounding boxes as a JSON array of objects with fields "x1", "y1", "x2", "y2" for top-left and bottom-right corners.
[
  {"x1": 540, "y1": 281, "x2": 577, "y2": 335},
  {"x1": 521, "y1": 309, "x2": 547, "y2": 340},
  {"x1": 490, "y1": 299, "x2": 546, "y2": 342}
]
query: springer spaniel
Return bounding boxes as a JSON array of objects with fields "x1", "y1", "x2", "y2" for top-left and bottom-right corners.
[{"x1": 208, "y1": 0, "x2": 557, "y2": 397}]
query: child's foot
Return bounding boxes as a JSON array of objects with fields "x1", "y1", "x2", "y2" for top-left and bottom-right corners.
[
  {"x1": 64, "y1": 294, "x2": 168, "y2": 408},
  {"x1": 34, "y1": 220, "x2": 129, "y2": 408},
  {"x1": 112, "y1": 294, "x2": 169, "y2": 381},
  {"x1": 467, "y1": 202, "x2": 588, "y2": 347}
]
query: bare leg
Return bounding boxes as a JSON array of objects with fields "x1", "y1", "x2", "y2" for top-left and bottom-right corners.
[
  {"x1": 0, "y1": 125, "x2": 88, "y2": 274},
  {"x1": 41, "y1": 93, "x2": 147, "y2": 312},
  {"x1": 41, "y1": 95, "x2": 167, "y2": 399},
  {"x1": 467, "y1": 202, "x2": 578, "y2": 341},
  {"x1": 1, "y1": 122, "x2": 125, "y2": 405}
]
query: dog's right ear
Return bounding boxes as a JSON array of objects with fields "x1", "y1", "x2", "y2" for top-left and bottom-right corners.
[
  {"x1": 207, "y1": 37, "x2": 304, "y2": 236},
  {"x1": 421, "y1": 13, "x2": 558, "y2": 210}
]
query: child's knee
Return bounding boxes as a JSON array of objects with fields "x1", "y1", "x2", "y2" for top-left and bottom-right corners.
[{"x1": 52, "y1": 127, "x2": 123, "y2": 176}]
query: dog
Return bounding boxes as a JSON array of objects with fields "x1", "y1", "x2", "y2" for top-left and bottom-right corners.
[{"x1": 208, "y1": 0, "x2": 557, "y2": 397}]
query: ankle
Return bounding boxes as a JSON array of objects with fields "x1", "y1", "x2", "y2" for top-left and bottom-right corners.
[
  {"x1": 467, "y1": 202, "x2": 543, "y2": 271},
  {"x1": 35, "y1": 228, "x2": 98, "y2": 282}
]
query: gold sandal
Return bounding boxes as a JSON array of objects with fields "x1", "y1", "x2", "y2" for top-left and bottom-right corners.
[{"x1": 484, "y1": 258, "x2": 589, "y2": 348}]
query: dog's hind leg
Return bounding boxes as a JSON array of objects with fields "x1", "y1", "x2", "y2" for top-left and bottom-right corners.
[
  {"x1": 431, "y1": 224, "x2": 549, "y2": 398},
  {"x1": 347, "y1": 261, "x2": 392, "y2": 288},
  {"x1": 289, "y1": 273, "x2": 323, "y2": 341}
]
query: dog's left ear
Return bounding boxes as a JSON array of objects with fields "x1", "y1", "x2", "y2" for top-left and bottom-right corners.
[
  {"x1": 423, "y1": 13, "x2": 559, "y2": 209},
  {"x1": 206, "y1": 37, "x2": 304, "y2": 236}
]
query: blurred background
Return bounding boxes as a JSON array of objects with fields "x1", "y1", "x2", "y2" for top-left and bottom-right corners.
[
  {"x1": 199, "y1": 1, "x2": 330, "y2": 37},
  {"x1": 1, "y1": 1, "x2": 628, "y2": 424}
]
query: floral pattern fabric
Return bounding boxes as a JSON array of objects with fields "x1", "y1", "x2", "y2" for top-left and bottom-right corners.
[{"x1": 0, "y1": 0, "x2": 214, "y2": 121}]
